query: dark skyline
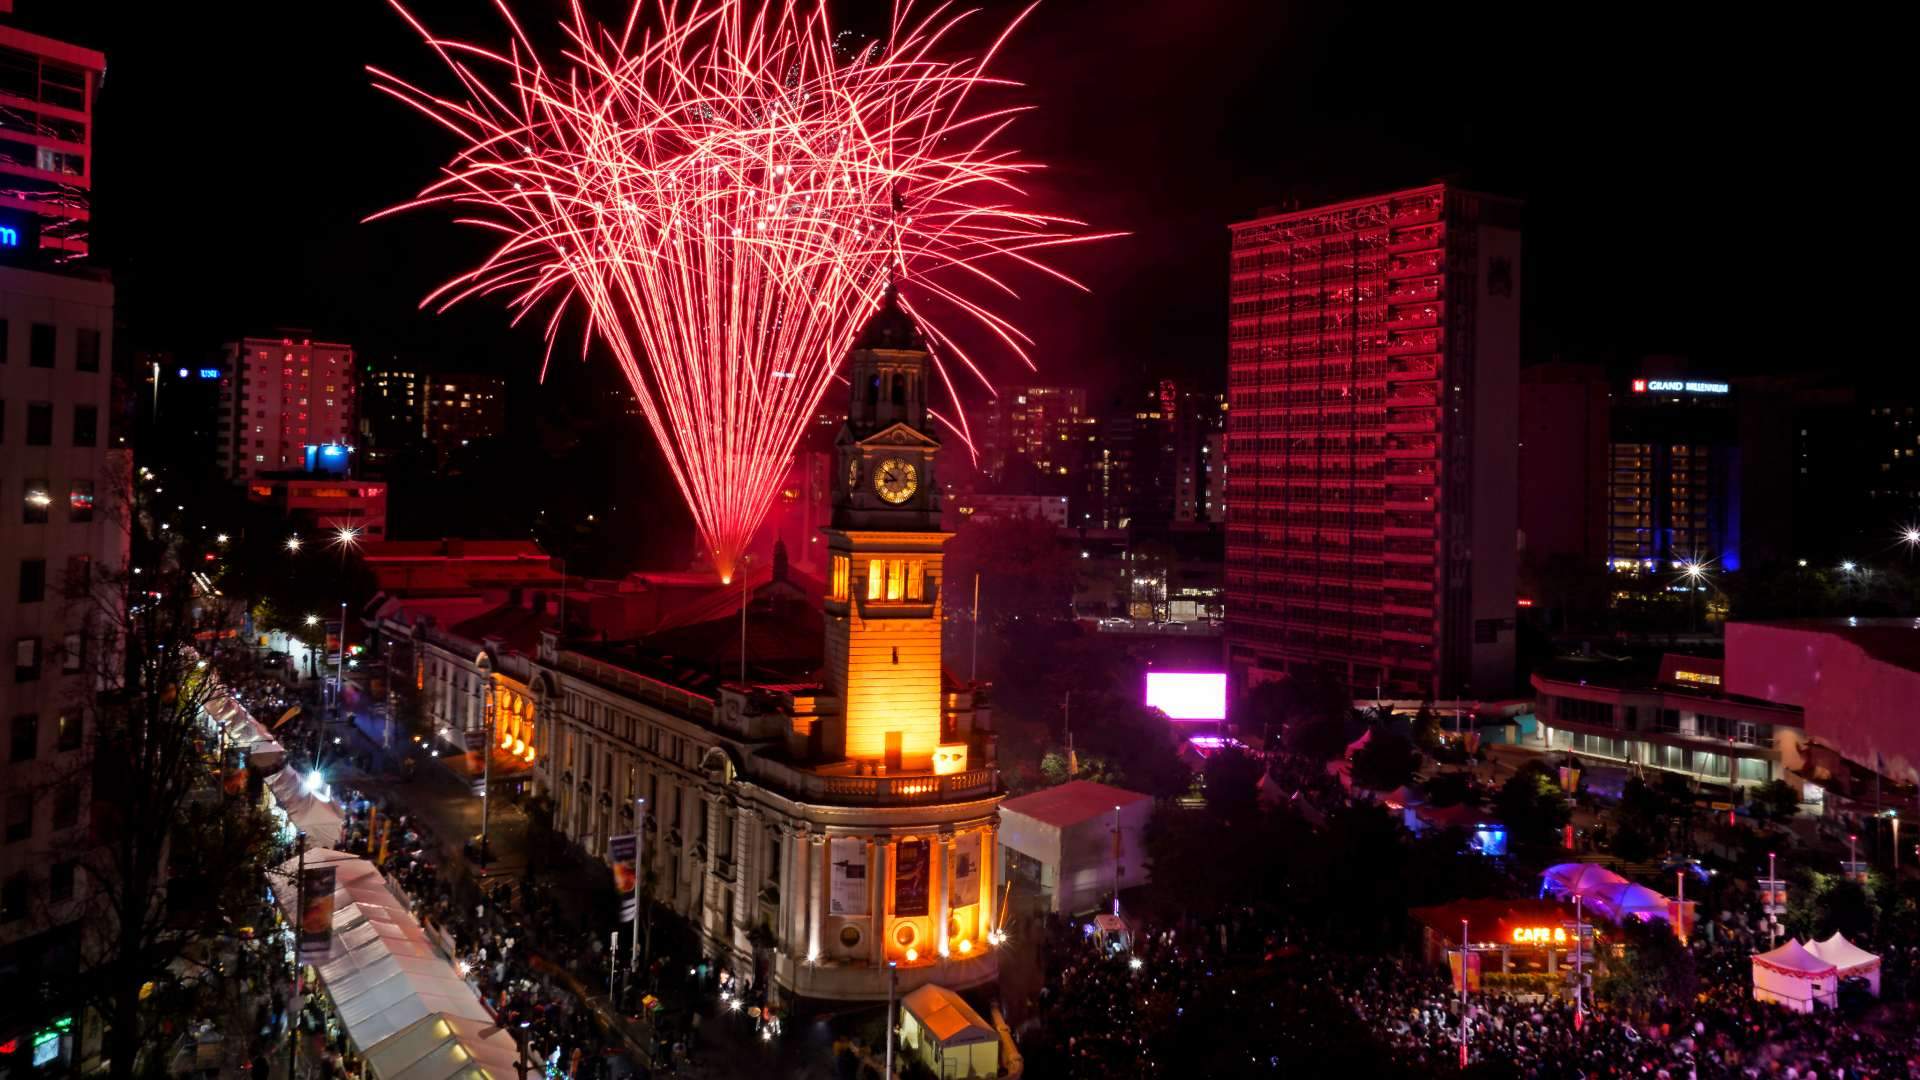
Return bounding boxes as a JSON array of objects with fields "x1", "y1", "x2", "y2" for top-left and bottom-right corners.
[{"x1": 18, "y1": 0, "x2": 1878, "y2": 401}]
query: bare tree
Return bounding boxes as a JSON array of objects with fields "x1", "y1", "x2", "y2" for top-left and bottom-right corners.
[{"x1": 48, "y1": 465, "x2": 278, "y2": 1079}]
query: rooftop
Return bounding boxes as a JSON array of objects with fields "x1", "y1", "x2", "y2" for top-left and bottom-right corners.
[
  {"x1": 1737, "y1": 618, "x2": 1920, "y2": 677},
  {"x1": 999, "y1": 780, "x2": 1150, "y2": 830}
]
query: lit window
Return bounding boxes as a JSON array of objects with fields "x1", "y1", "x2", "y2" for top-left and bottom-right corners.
[{"x1": 831, "y1": 555, "x2": 850, "y2": 601}]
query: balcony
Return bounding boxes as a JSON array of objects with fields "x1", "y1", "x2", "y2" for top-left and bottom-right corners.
[
  {"x1": 1385, "y1": 437, "x2": 1438, "y2": 459},
  {"x1": 1385, "y1": 408, "x2": 1439, "y2": 433},
  {"x1": 1388, "y1": 226, "x2": 1443, "y2": 254},
  {"x1": 1384, "y1": 545, "x2": 1435, "y2": 565},
  {"x1": 1387, "y1": 356, "x2": 1440, "y2": 380},
  {"x1": 1387, "y1": 331, "x2": 1440, "y2": 356},
  {"x1": 1387, "y1": 304, "x2": 1442, "y2": 329},
  {"x1": 747, "y1": 757, "x2": 1000, "y2": 807}
]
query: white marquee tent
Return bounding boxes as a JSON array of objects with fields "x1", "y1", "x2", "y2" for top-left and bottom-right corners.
[
  {"x1": 1751, "y1": 939, "x2": 1838, "y2": 1012},
  {"x1": 1808, "y1": 932, "x2": 1882, "y2": 996},
  {"x1": 268, "y1": 768, "x2": 344, "y2": 850},
  {"x1": 900, "y1": 983, "x2": 999, "y2": 1080},
  {"x1": 271, "y1": 850, "x2": 516, "y2": 1078}
]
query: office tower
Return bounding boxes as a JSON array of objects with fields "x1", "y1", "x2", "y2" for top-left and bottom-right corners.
[
  {"x1": 0, "y1": 21, "x2": 101, "y2": 260},
  {"x1": 215, "y1": 334, "x2": 357, "y2": 484},
  {"x1": 422, "y1": 371, "x2": 506, "y2": 459},
  {"x1": 0, "y1": 164, "x2": 118, "y2": 1080},
  {"x1": 1225, "y1": 184, "x2": 1520, "y2": 699}
]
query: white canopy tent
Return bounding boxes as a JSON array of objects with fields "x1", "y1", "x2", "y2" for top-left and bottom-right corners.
[
  {"x1": 270, "y1": 850, "x2": 516, "y2": 1077},
  {"x1": 362, "y1": 1014, "x2": 521, "y2": 1080},
  {"x1": 900, "y1": 983, "x2": 999, "y2": 1080},
  {"x1": 206, "y1": 690, "x2": 288, "y2": 772},
  {"x1": 1751, "y1": 939, "x2": 1838, "y2": 1012},
  {"x1": 1808, "y1": 932, "x2": 1882, "y2": 996},
  {"x1": 1540, "y1": 863, "x2": 1628, "y2": 897},
  {"x1": 268, "y1": 767, "x2": 344, "y2": 850}
]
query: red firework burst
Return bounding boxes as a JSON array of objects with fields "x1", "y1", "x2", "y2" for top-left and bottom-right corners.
[{"x1": 371, "y1": 0, "x2": 1113, "y2": 581}]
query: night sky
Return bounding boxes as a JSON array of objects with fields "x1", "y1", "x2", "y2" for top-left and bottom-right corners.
[{"x1": 21, "y1": 1, "x2": 1878, "y2": 402}]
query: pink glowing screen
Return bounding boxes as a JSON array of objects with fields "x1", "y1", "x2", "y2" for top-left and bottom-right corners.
[{"x1": 1145, "y1": 672, "x2": 1227, "y2": 721}]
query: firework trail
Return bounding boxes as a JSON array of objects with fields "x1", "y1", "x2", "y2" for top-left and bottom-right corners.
[{"x1": 371, "y1": 0, "x2": 1112, "y2": 581}]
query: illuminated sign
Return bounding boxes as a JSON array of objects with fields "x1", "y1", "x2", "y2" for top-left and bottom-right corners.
[
  {"x1": 303, "y1": 443, "x2": 351, "y2": 476},
  {"x1": 1510, "y1": 926, "x2": 1569, "y2": 945},
  {"x1": 1145, "y1": 672, "x2": 1227, "y2": 721},
  {"x1": 198, "y1": 368, "x2": 221, "y2": 379},
  {"x1": 1632, "y1": 378, "x2": 1729, "y2": 395},
  {"x1": 0, "y1": 226, "x2": 16, "y2": 247},
  {"x1": 1673, "y1": 670, "x2": 1722, "y2": 687}
]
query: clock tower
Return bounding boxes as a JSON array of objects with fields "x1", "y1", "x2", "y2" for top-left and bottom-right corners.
[{"x1": 822, "y1": 296, "x2": 952, "y2": 773}]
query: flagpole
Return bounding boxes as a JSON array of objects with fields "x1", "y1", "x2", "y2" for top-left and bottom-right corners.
[{"x1": 631, "y1": 797, "x2": 646, "y2": 976}]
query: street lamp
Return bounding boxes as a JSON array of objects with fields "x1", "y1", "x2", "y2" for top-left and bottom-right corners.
[
  {"x1": 286, "y1": 535, "x2": 303, "y2": 553},
  {"x1": 1679, "y1": 562, "x2": 1708, "y2": 632},
  {"x1": 331, "y1": 525, "x2": 362, "y2": 553}
]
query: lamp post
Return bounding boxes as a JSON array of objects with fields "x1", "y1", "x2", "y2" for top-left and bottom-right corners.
[
  {"x1": 884, "y1": 960, "x2": 900, "y2": 1078},
  {"x1": 336, "y1": 599, "x2": 348, "y2": 719},
  {"x1": 1768, "y1": 851, "x2": 1779, "y2": 948},
  {"x1": 1573, "y1": 893, "x2": 1585, "y2": 1033},
  {"x1": 288, "y1": 831, "x2": 308, "y2": 1080},
  {"x1": 480, "y1": 685, "x2": 493, "y2": 864},
  {"x1": 630, "y1": 796, "x2": 647, "y2": 975},
  {"x1": 1680, "y1": 562, "x2": 1707, "y2": 633},
  {"x1": 1458, "y1": 917, "x2": 1470, "y2": 1069},
  {"x1": 1893, "y1": 812, "x2": 1902, "y2": 874}
]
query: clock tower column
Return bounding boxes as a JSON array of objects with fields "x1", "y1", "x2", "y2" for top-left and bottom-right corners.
[{"x1": 821, "y1": 298, "x2": 952, "y2": 774}]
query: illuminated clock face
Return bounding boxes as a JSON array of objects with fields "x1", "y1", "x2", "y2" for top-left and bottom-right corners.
[{"x1": 874, "y1": 458, "x2": 918, "y2": 504}]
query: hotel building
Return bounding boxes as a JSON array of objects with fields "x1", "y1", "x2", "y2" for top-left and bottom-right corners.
[{"x1": 1225, "y1": 184, "x2": 1521, "y2": 699}]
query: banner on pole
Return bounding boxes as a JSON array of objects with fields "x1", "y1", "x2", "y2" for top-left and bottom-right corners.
[
  {"x1": 949, "y1": 832, "x2": 981, "y2": 908},
  {"x1": 298, "y1": 866, "x2": 336, "y2": 958},
  {"x1": 895, "y1": 838, "x2": 930, "y2": 917},
  {"x1": 609, "y1": 833, "x2": 639, "y2": 922},
  {"x1": 829, "y1": 838, "x2": 868, "y2": 916}
]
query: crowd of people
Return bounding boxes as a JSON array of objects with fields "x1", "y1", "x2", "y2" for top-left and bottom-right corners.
[{"x1": 1336, "y1": 929, "x2": 1920, "y2": 1079}]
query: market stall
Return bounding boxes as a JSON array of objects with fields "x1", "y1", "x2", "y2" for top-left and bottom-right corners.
[
  {"x1": 900, "y1": 983, "x2": 999, "y2": 1080},
  {"x1": 1409, "y1": 898, "x2": 1593, "y2": 983},
  {"x1": 1808, "y1": 932, "x2": 1881, "y2": 996},
  {"x1": 361, "y1": 1013, "x2": 520, "y2": 1080},
  {"x1": 1751, "y1": 939, "x2": 1838, "y2": 1012},
  {"x1": 268, "y1": 768, "x2": 345, "y2": 851},
  {"x1": 270, "y1": 849, "x2": 516, "y2": 1078}
]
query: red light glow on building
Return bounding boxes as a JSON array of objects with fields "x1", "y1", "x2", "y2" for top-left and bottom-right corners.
[{"x1": 1224, "y1": 184, "x2": 1521, "y2": 700}]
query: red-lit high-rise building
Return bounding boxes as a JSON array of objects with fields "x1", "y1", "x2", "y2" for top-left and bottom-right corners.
[{"x1": 1225, "y1": 184, "x2": 1521, "y2": 700}]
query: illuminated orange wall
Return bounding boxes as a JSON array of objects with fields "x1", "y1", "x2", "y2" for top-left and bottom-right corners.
[{"x1": 835, "y1": 545, "x2": 944, "y2": 767}]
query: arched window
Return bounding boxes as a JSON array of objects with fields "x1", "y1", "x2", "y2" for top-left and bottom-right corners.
[
  {"x1": 866, "y1": 374, "x2": 881, "y2": 408},
  {"x1": 891, "y1": 373, "x2": 907, "y2": 406}
]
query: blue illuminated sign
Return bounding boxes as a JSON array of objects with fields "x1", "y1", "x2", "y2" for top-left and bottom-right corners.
[
  {"x1": 198, "y1": 368, "x2": 221, "y2": 380},
  {"x1": 0, "y1": 226, "x2": 17, "y2": 248},
  {"x1": 303, "y1": 443, "x2": 351, "y2": 476}
]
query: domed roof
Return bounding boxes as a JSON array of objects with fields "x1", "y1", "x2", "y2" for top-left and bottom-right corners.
[{"x1": 855, "y1": 287, "x2": 925, "y2": 351}]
